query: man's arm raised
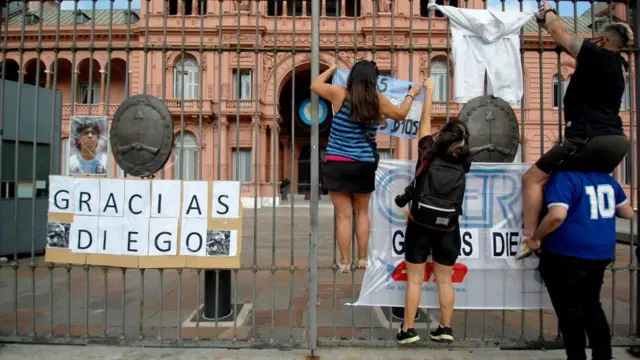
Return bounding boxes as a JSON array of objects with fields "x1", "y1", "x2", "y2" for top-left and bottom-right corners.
[{"x1": 538, "y1": 0, "x2": 583, "y2": 58}]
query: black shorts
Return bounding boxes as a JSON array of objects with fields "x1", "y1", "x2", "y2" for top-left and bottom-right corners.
[
  {"x1": 404, "y1": 220, "x2": 461, "y2": 266},
  {"x1": 321, "y1": 160, "x2": 377, "y2": 193},
  {"x1": 535, "y1": 135, "x2": 628, "y2": 175}
]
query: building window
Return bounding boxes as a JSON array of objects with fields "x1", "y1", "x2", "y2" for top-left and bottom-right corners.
[
  {"x1": 621, "y1": 80, "x2": 631, "y2": 110},
  {"x1": 345, "y1": 0, "x2": 361, "y2": 17},
  {"x1": 552, "y1": 74, "x2": 570, "y2": 108},
  {"x1": 325, "y1": 0, "x2": 340, "y2": 16},
  {"x1": 124, "y1": 10, "x2": 140, "y2": 24},
  {"x1": 174, "y1": 132, "x2": 198, "y2": 180},
  {"x1": 430, "y1": 60, "x2": 448, "y2": 102},
  {"x1": 233, "y1": 70, "x2": 252, "y2": 99},
  {"x1": 232, "y1": 149, "x2": 252, "y2": 182},
  {"x1": 198, "y1": 0, "x2": 207, "y2": 15},
  {"x1": 61, "y1": 138, "x2": 70, "y2": 175},
  {"x1": 117, "y1": 165, "x2": 126, "y2": 178},
  {"x1": 77, "y1": 83, "x2": 99, "y2": 104},
  {"x1": 75, "y1": 11, "x2": 90, "y2": 24},
  {"x1": 378, "y1": 150, "x2": 393, "y2": 160},
  {"x1": 268, "y1": 0, "x2": 284, "y2": 16},
  {"x1": 621, "y1": 151, "x2": 633, "y2": 186},
  {"x1": 174, "y1": 55, "x2": 200, "y2": 99},
  {"x1": 24, "y1": 13, "x2": 40, "y2": 25},
  {"x1": 286, "y1": 0, "x2": 311, "y2": 16},
  {"x1": 421, "y1": 0, "x2": 455, "y2": 17}
]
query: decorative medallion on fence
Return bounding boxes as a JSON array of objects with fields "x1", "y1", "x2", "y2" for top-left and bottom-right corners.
[
  {"x1": 110, "y1": 94, "x2": 174, "y2": 177},
  {"x1": 45, "y1": 176, "x2": 243, "y2": 269},
  {"x1": 460, "y1": 95, "x2": 521, "y2": 163}
]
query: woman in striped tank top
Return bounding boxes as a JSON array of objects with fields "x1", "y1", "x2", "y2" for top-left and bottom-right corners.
[{"x1": 310, "y1": 60, "x2": 422, "y2": 273}]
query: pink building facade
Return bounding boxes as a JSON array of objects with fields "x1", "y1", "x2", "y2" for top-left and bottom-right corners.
[{"x1": 2, "y1": 0, "x2": 635, "y2": 206}]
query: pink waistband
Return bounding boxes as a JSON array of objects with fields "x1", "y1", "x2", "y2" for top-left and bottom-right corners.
[{"x1": 325, "y1": 154, "x2": 357, "y2": 162}]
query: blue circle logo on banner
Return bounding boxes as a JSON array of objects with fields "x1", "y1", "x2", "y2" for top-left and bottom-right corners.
[{"x1": 299, "y1": 98, "x2": 328, "y2": 126}]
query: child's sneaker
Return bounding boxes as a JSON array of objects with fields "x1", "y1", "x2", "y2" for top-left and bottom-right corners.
[
  {"x1": 396, "y1": 322, "x2": 420, "y2": 344},
  {"x1": 429, "y1": 324, "x2": 454, "y2": 342}
]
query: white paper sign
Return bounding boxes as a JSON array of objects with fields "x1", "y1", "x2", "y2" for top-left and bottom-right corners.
[
  {"x1": 69, "y1": 215, "x2": 99, "y2": 252},
  {"x1": 73, "y1": 178, "x2": 100, "y2": 216},
  {"x1": 99, "y1": 178, "x2": 125, "y2": 217},
  {"x1": 490, "y1": 228, "x2": 522, "y2": 259},
  {"x1": 122, "y1": 216, "x2": 150, "y2": 256},
  {"x1": 148, "y1": 218, "x2": 179, "y2": 256},
  {"x1": 180, "y1": 218, "x2": 207, "y2": 256},
  {"x1": 182, "y1": 181, "x2": 208, "y2": 219},
  {"x1": 459, "y1": 228, "x2": 480, "y2": 259},
  {"x1": 151, "y1": 180, "x2": 181, "y2": 218},
  {"x1": 211, "y1": 181, "x2": 240, "y2": 218},
  {"x1": 96, "y1": 217, "x2": 124, "y2": 255},
  {"x1": 124, "y1": 180, "x2": 151, "y2": 218},
  {"x1": 48, "y1": 175, "x2": 74, "y2": 213}
]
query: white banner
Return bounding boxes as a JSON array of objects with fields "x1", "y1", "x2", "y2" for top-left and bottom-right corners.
[
  {"x1": 332, "y1": 69, "x2": 424, "y2": 140},
  {"x1": 351, "y1": 160, "x2": 553, "y2": 310}
]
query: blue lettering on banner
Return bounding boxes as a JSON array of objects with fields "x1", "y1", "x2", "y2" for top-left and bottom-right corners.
[{"x1": 374, "y1": 165, "x2": 523, "y2": 229}]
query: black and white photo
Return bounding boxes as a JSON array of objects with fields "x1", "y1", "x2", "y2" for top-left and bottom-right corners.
[
  {"x1": 47, "y1": 222, "x2": 71, "y2": 249},
  {"x1": 206, "y1": 230, "x2": 234, "y2": 256}
]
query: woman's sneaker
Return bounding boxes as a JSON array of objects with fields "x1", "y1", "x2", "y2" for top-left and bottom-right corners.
[
  {"x1": 397, "y1": 323, "x2": 420, "y2": 344},
  {"x1": 429, "y1": 325, "x2": 454, "y2": 342}
]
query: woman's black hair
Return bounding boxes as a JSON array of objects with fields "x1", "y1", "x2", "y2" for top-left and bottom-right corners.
[
  {"x1": 346, "y1": 60, "x2": 383, "y2": 125},
  {"x1": 73, "y1": 119, "x2": 101, "y2": 151},
  {"x1": 417, "y1": 119, "x2": 470, "y2": 166}
]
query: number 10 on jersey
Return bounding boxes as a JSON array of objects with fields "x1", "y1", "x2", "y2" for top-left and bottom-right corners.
[{"x1": 584, "y1": 184, "x2": 616, "y2": 220}]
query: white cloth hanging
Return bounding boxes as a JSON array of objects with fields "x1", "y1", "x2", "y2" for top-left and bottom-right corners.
[{"x1": 428, "y1": 2, "x2": 534, "y2": 104}]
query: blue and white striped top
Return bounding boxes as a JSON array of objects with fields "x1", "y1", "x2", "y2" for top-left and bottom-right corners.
[{"x1": 326, "y1": 101, "x2": 379, "y2": 163}]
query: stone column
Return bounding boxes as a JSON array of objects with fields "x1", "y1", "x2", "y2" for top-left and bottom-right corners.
[
  {"x1": 271, "y1": 123, "x2": 280, "y2": 184},
  {"x1": 340, "y1": 0, "x2": 345, "y2": 16},
  {"x1": 321, "y1": 0, "x2": 326, "y2": 16},
  {"x1": 302, "y1": 0, "x2": 307, "y2": 15},
  {"x1": 73, "y1": 70, "x2": 80, "y2": 106},
  {"x1": 99, "y1": 69, "x2": 106, "y2": 103},
  {"x1": 220, "y1": 118, "x2": 229, "y2": 180},
  {"x1": 45, "y1": 70, "x2": 52, "y2": 89},
  {"x1": 259, "y1": 122, "x2": 268, "y2": 182},
  {"x1": 282, "y1": 0, "x2": 288, "y2": 16},
  {"x1": 251, "y1": 117, "x2": 259, "y2": 182}
]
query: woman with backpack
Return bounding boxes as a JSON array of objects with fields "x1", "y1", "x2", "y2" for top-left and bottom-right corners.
[
  {"x1": 396, "y1": 77, "x2": 471, "y2": 344},
  {"x1": 310, "y1": 60, "x2": 422, "y2": 273}
]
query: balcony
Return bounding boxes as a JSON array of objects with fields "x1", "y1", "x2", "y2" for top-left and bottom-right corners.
[
  {"x1": 165, "y1": 99, "x2": 213, "y2": 116},
  {"x1": 61, "y1": 103, "x2": 118, "y2": 118},
  {"x1": 431, "y1": 101, "x2": 462, "y2": 117},
  {"x1": 223, "y1": 99, "x2": 256, "y2": 115}
]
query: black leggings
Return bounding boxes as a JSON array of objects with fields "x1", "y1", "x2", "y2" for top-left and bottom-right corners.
[{"x1": 539, "y1": 251, "x2": 612, "y2": 360}]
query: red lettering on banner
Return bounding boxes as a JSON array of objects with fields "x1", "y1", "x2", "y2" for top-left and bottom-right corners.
[{"x1": 391, "y1": 261, "x2": 469, "y2": 283}]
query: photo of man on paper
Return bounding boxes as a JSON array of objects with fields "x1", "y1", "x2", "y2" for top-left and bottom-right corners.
[
  {"x1": 68, "y1": 116, "x2": 109, "y2": 176},
  {"x1": 206, "y1": 230, "x2": 232, "y2": 256},
  {"x1": 46, "y1": 222, "x2": 70, "y2": 249}
]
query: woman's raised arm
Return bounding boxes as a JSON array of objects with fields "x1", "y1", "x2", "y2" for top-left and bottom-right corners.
[{"x1": 417, "y1": 77, "x2": 435, "y2": 140}]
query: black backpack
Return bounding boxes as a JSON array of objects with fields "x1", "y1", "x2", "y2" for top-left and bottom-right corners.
[{"x1": 408, "y1": 156, "x2": 466, "y2": 232}]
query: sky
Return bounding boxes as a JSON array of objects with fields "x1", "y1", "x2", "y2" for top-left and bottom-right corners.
[{"x1": 60, "y1": 0, "x2": 592, "y2": 17}]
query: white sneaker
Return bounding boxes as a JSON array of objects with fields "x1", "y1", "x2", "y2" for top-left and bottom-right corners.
[{"x1": 515, "y1": 237, "x2": 533, "y2": 260}]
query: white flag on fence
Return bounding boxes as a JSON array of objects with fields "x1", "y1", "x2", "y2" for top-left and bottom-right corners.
[{"x1": 350, "y1": 160, "x2": 553, "y2": 310}]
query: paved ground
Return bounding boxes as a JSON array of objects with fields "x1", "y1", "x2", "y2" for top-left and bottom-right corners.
[
  {"x1": 0, "y1": 204, "x2": 639, "y2": 348},
  {"x1": 2, "y1": 344, "x2": 640, "y2": 359}
]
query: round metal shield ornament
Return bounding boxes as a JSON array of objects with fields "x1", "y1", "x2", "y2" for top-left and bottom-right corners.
[
  {"x1": 110, "y1": 94, "x2": 174, "y2": 177},
  {"x1": 458, "y1": 95, "x2": 520, "y2": 163}
]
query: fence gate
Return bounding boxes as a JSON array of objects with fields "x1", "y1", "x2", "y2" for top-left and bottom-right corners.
[{"x1": 1, "y1": 0, "x2": 640, "y2": 355}]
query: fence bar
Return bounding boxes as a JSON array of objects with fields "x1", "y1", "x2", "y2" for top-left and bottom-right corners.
[
  {"x1": 309, "y1": 0, "x2": 320, "y2": 352},
  {"x1": 634, "y1": 0, "x2": 640, "y2": 337}
]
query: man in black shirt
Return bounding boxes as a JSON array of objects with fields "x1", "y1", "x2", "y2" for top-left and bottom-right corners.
[{"x1": 517, "y1": 0, "x2": 633, "y2": 259}]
